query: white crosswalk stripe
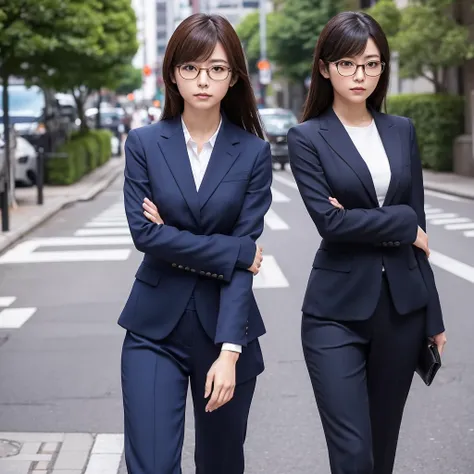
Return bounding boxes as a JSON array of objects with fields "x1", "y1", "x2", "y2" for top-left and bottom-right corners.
[
  {"x1": 265, "y1": 208, "x2": 289, "y2": 230},
  {"x1": 428, "y1": 217, "x2": 470, "y2": 225},
  {"x1": 271, "y1": 187, "x2": 291, "y2": 203},
  {"x1": 0, "y1": 297, "x2": 36, "y2": 329}
]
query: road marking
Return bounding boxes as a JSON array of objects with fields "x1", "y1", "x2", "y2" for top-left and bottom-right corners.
[
  {"x1": 86, "y1": 221, "x2": 129, "y2": 228},
  {"x1": 85, "y1": 434, "x2": 124, "y2": 474},
  {"x1": 424, "y1": 208, "x2": 443, "y2": 214},
  {"x1": 265, "y1": 209, "x2": 289, "y2": 230},
  {"x1": 464, "y1": 230, "x2": 474, "y2": 237},
  {"x1": 424, "y1": 189, "x2": 468, "y2": 202},
  {"x1": 75, "y1": 228, "x2": 131, "y2": 236},
  {"x1": 91, "y1": 216, "x2": 127, "y2": 222},
  {"x1": 426, "y1": 213, "x2": 458, "y2": 220},
  {"x1": 430, "y1": 250, "x2": 474, "y2": 283},
  {"x1": 444, "y1": 222, "x2": 474, "y2": 230},
  {"x1": 253, "y1": 255, "x2": 289, "y2": 289},
  {"x1": 0, "y1": 237, "x2": 133, "y2": 264},
  {"x1": 0, "y1": 296, "x2": 16, "y2": 307},
  {"x1": 272, "y1": 174, "x2": 298, "y2": 190},
  {"x1": 0, "y1": 307, "x2": 36, "y2": 328},
  {"x1": 271, "y1": 187, "x2": 291, "y2": 202},
  {"x1": 429, "y1": 217, "x2": 471, "y2": 226}
]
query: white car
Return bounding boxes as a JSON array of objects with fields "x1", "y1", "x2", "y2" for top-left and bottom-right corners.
[{"x1": 15, "y1": 136, "x2": 37, "y2": 186}]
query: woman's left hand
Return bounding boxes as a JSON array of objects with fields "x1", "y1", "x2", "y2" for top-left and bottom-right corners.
[
  {"x1": 204, "y1": 351, "x2": 239, "y2": 412},
  {"x1": 143, "y1": 197, "x2": 164, "y2": 224},
  {"x1": 329, "y1": 197, "x2": 344, "y2": 209},
  {"x1": 430, "y1": 331, "x2": 447, "y2": 356}
]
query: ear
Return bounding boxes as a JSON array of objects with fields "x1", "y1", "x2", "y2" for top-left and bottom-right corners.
[
  {"x1": 319, "y1": 60, "x2": 330, "y2": 79},
  {"x1": 229, "y1": 74, "x2": 238, "y2": 87},
  {"x1": 170, "y1": 68, "x2": 177, "y2": 84}
]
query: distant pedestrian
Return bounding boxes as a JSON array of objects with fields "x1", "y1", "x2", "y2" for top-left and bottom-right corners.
[
  {"x1": 287, "y1": 11, "x2": 446, "y2": 474},
  {"x1": 119, "y1": 13, "x2": 271, "y2": 474}
]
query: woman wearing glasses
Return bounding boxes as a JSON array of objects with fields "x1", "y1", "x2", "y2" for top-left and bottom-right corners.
[
  {"x1": 287, "y1": 11, "x2": 446, "y2": 474},
  {"x1": 119, "y1": 13, "x2": 271, "y2": 474}
]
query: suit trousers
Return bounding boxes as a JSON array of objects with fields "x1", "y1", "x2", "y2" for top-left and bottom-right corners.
[
  {"x1": 302, "y1": 273, "x2": 425, "y2": 474},
  {"x1": 121, "y1": 295, "x2": 257, "y2": 474}
]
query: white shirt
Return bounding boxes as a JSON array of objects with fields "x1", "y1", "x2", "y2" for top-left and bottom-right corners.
[
  {"x1": 181, "y1": 117, "x2": 242, "y2": 354},
  {"x1": 343, "y1": 120, "x2": 391, "y2": 207}
]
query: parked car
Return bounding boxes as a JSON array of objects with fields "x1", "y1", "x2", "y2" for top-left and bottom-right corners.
[
  {"x1": 260, "y1": 108, "x2": 298, "y2": 170},
  {"x1": 85, "y1": 106, "x2": 124, "y2": 156},
  {"x1": 0, "y1": 82, "x2": 68, "y2": 153},
  {"x1": 15, "y1": 136, "x2": 37, "y2": 186}
]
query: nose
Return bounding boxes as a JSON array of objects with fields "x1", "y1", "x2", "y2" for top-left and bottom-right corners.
[
  {"x1": 354, "y1": 65, "x2": 365, "y2": 81},
  {"x1": 197, "y1": 69, "x2": 209, "y2": 87}
]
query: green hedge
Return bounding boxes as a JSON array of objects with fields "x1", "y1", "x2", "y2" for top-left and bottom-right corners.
[
  {"x1": 46, "y1": 129, "x2": 113, "y2": 185},
  {"x1": 387, "y1": 94, "x2": 464, "y2": 171}
]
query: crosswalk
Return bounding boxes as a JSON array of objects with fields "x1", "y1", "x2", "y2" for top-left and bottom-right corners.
[
  {"x1": 425, "y1": 204, "x2": 474, "y2": 237},
  {"x1": 0, "y1": 296, "x2": 36, "y2": 329}
]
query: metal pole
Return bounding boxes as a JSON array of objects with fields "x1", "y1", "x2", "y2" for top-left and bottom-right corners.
[
  {"x1": 1, "y1": 178, "x2": 8, "y2": 232},
  {"x1": 259, "y1": 0, "x2": 267, "y2": 105},
  {"x1": 37, "y1": 147, "x2": 44, "y2": 205}
]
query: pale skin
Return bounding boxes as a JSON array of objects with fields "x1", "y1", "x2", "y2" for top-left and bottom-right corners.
[
  {"x1": 141, "y1": 42, "x2": 263, "y2": 412},
  {"x1": 323, "y1": 39, "x2": 446, "y2": 355}
]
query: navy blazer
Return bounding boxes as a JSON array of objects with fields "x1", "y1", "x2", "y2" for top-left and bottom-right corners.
[
  {"x1": 288, "y1": 108, "x2": 444, "y2": 337},
  {"x1": 118, "y1": 115, "x2": 272, "y2": 346}
]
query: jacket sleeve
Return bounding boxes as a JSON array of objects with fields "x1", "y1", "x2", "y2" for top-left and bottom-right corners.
[
  {"x1": 214, "y1": 142, "x2": 273, "y2": 347},
  {"x1": 287, "y1": 126, "x2": 419, "y2": 245},
  {"x1": 407, "y1": 119, "x2": 445, "y2": 337},
  {"x1": 123, "y1": 130, "x2": 256, "y2": 283}
]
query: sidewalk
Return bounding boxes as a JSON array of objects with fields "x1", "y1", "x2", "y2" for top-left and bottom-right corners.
[
  {"x1": 423, "y1": 169, "x2": 474, "y2": 200},
  {"x1": 0, "y1": 156, "x2": 124, "y2": 254}
]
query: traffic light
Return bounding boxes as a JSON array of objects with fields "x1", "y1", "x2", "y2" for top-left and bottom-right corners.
[{"x1": 143, "y1": 65, "x2": 152, "y2": 76}]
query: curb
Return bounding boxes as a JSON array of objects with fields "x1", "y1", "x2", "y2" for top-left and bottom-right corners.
[
  {"x1": 0, "y1": 163, "x2": 123, "y2": 255},
  {"x1": 423, "y1": 181, "x2": 474, "y2": 201}
]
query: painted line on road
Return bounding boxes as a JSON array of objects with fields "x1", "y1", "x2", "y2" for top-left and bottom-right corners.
[
  {"x1": 271, "y1": 187, "x2": 291, "y2": 203},
  {"x1": 426, "y1": 213, "x2": 458, "y2": 220},
  {"x1": 272, "y1": 174, "x2": 298, "y2": 190},
  {"x1": 265, "y1": 209, "x2": 289, "y2": 230},
  {"x1": 86, "y1": 221, "x2": 129, "y2": 228},
  {"x1": 0, "y1": 307, "x2": 36, "y2": 329},
  {"x1": 0, "y1": 297, "x2": 16, "y2": 307},
  {"x1": 84, "y1": 434, "x2": 124, "y2": 474},
  {"x1": 424, "y1": 208, "x2": 443, "y2": 214},
  {"x1": 464, "y1": 230, "x2": 474, "y2": 237},
  {"x1": 429, "y1": 217, "x2": 471, "y2": 226},
  {"x1": 445, "y1": 222, "x2": 474, "y2": 231},
  {"x1": 253, "y1": 255, "x2": 289, "y2": 289},
  {"x1": 424, "y1": 189, "x2": 469, "y2": 202},
  {"x1": 75, "y1": 228, "x2": 131, "y2": 236},
  {"x1": 430, "y1": 250, "x2": 474, "y2": 284}
]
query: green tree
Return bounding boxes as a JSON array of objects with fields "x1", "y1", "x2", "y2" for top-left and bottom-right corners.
[
  {"x1": 268, "y1": 0, "x2": 345, "y2": 82},
  {"x1": 115, "y1": 64, "x2": 143, "y2": 96},
  {"x1": 367, "y1": 0, "x2": 474, "y2": 93}
]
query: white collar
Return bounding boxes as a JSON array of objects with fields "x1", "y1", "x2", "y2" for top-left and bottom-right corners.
[{"x1": 181, "y1": 116, "x2": 222, "y2": 148}]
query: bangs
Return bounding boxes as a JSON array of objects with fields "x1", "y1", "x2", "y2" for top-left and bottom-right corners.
[
  {"x1": 323, "y1": 23, "x2": 371, "y2": 62},
  {"x1": 172, "y1": 21, "x2": 218, "y2": 65}
]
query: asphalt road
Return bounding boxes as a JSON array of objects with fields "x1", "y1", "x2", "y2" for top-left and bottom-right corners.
[{"x1": 0, "y1": 167, "x2": 473, "y2": 474}]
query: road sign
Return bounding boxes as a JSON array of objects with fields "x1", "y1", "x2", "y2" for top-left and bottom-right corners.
[{"x1": 259, "y1": 68, "x2": 272, "y2": 85}]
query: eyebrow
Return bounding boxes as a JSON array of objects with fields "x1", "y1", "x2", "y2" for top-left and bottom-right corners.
[
  {"x1": 208, "y1": 59, "x2": 229, "y2": 64},
  {"x1": 364, "y1": 54, "x2": 380, "y2": 59}
]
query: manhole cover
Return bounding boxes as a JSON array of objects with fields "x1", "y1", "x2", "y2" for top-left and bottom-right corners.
[{"x1": 0, "y1": 439, "x2": 22, "y2": 458}]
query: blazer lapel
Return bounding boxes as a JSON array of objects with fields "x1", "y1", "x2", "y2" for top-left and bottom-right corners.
[
  {"x1": 198, "y1": 116, "x2": 241, "y2": 209},
  {"x1": 371, "y1": 110, "x2": 403, "y2": 207},
  {"x1": 319, "y1": 108, "x2": 378, "y2": 207},
  {"x1": 157, "y1": 117, "x2": 201, "y2": 225}
]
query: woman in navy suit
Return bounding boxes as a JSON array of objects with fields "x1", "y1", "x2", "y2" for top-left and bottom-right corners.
[
  {"x1": 119, "y1": 13, "x2": 272, "y2": 474},
  {"x1": 287, "y1": 12, "x2": 446, "y2": 474}
]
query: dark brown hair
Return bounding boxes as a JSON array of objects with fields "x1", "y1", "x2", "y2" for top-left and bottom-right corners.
[
  {"x1": 161, "y1": 13, "x2": 264, "y2": 139},
  {"x1": 301, "y1": 11, "x2": 390, "y2": 122}
]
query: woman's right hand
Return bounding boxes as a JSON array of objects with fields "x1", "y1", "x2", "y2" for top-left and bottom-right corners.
[
  {"x1": 413, "y1": 226, "x2": 430, "y2": 257},
  {"x1": 248, "y1": 244, "x2": 263, "y2": 275}
]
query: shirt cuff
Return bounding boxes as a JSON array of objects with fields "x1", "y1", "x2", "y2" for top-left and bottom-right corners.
[{"x1": 221, "y1": 343, "x2": 242, "y2": 353}]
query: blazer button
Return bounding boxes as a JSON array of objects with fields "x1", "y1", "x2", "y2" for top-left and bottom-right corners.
[
  {"x1": 191, "y1": 268, "x2": 196, "y2": 272},
  {"x1": 172, "y1": 263, "x2": 177, "y2": 267},
  {"x1": 200, "y1": 271, "x2": 205, "y2": 275},
  {"x1": 394, "y1": 241, "x2": 400, "y2": 247},
  {"x1": 212, "y1": 273, "x2": 217, "y2": 278},
  {"x1": 218, "y1": 274, "x2": 224, "y2": 280},
  {"x1": 205, "y1": 272, "x2": 211, "y2": 277},
  {"x1": 382, "y1": 242, "x2": 388, "y2": 247},
  {"x1": 387, "y1": 241, "x2": 394, "y2": 247},
  {"x1": 178, "y1": 265, "x2": 184, "y2": 269},
  {"x1": 185, "y1": 267, "x2": 190, "y2": 271}
]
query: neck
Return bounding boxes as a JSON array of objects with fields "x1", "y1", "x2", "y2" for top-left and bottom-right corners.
[
  {"x1": 332, "y1": 95, "x2": 372, "y2": 127},
  {"x1": 181, "y1": 104, "x2": 222, "y2": 141}
]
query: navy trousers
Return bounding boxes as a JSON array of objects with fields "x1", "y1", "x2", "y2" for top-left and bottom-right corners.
[
  {"x1": 121, "y1": 295, "x2": 261, "y2": 474},
  {"x1": 302, "y1": 274, "x2": 425, "y2": 474}
]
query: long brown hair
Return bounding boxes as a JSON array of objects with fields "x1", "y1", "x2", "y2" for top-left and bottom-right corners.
[
  {"x1": 301, "y1": 11, "x2": 391, "y2": 122},
  {"x1": 161, "y1": 13, "x2": 264, "y2": 139}
]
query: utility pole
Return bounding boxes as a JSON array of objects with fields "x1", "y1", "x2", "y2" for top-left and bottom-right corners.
[{"x1": 259, "y1": 0, "x2": 270, "y2": 106}]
